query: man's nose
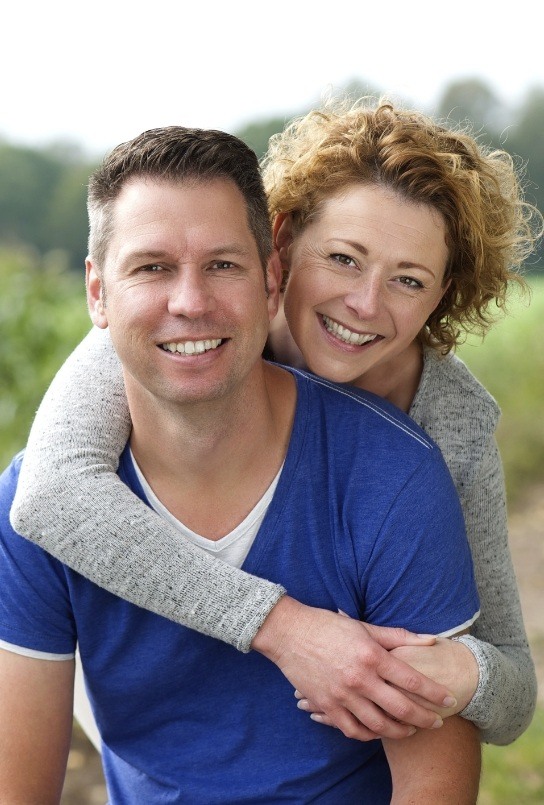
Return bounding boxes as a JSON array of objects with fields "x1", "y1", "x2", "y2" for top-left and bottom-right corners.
[{"x1": 167, "y1": 268, "x2": 216, "y2": 318}]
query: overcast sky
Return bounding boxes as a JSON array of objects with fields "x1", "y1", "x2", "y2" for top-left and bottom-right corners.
[{"x1": 2, "y1": 1, "x2": 542, "y2": 158}]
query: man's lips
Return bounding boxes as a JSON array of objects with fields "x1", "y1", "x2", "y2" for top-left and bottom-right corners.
[{"x1": 159, "y1": 338, "x2": 223, "y2": 356}]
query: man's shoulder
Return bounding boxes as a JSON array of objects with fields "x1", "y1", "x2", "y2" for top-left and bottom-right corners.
[
  {"x1": 292, "y1": 369, "x2": 436, "y2": 453},
  {"x1": 0, "y1": 451, "x2": 25, "y2": 510}
]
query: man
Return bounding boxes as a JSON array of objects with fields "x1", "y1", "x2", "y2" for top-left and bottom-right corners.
[{"x1": 0, "y1": 127, "x2": 480, "y2": 802}]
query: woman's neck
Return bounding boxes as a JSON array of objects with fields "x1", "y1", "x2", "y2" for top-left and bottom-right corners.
[{"x1": 352, "y1": 341, "x2": 424, "y2": 413}]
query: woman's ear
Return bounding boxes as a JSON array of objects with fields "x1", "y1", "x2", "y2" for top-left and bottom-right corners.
[
  {"x1": 434, "y1": 278, "x2": 452, "y2": 312},
  {"x1": 273, "y1": 214, "x2": 294, "y2": 269}
]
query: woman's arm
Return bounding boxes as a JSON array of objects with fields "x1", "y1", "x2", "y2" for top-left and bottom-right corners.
[
  {"x1": 409, "y1": 351, "x2": 537, "y2": 745},
  {"x1": 396, "y1": 438, "x2": 538, "y2": 744},
  {"x1": 455, "y1": 439, "x2": 537, "y2": 744},
  {"x1": 9, "y1": 327, "x2": 285, "y2": 651},
  {"x1": 392, "y1": 440, "x2": 537, "y2": 744}
]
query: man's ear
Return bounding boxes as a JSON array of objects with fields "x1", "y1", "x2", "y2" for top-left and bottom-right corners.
[
  {"x1": 86, "y1": 258, "x2": 108, "y2": 329},
  {"x1": 273, "y1": 214, "x2": 294, "y2": 270},
  {"x1": 265, "y1": 250, "x2": 283, "y2": 322}
]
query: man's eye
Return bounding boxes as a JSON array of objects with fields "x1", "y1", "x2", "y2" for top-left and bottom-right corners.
[
  {"x1": 331, "y1": 253, "x2": 356, "y2": 267},
  {"x1": 142, "y1": 264, "x2": 163, "y2": 272},
  {"x1": 213, "y1": 261, "x2": 235, "y2": 270}
]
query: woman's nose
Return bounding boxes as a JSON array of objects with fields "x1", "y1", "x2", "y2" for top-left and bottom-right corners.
[{"x1": 343, "y1": 275, "x2": 382, "y2": 320}]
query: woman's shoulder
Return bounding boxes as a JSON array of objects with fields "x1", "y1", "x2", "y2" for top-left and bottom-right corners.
[{"x1": 410, "y1": 347, "x2": 500, "y2": 461}]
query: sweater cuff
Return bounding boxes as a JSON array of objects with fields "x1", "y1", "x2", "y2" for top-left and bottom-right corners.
[
  {"x1": 451, "y1": 634, "x2": 488, "y2": 722},
  {"x1": 236, "y1": 585, "x2": 287, "y2": 653}
]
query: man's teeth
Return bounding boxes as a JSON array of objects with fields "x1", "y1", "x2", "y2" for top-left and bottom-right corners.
[
  {"x1": 322, "y1": 315, "x2": 377, "y2": 346},
  {"x1": 161, "y1": 339, "x2": 223, "y2": 355}
]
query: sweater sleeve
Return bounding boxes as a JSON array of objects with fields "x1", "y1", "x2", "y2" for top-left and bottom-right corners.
[
  {"x1": 409, "y1": 351, "x2": 537, "y2": 745},
  {"x1": 9, "y1": 327, "x2": 285, "y2": 652},
  {"x1": 454, "y1": 438, "x2": 537, "y2": 744}
]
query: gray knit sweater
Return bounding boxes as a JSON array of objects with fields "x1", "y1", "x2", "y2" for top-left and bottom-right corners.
[{"x1": 9, "y1": 327, "x2": 536, "y2": 745}]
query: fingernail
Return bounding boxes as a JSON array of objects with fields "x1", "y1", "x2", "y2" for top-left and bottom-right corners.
[
  {"x1": 432, "y1": 717, "x2": 443, "y2": 729},
  {"x1": 297, "y1": 700, "x2": 310, "y2": 711},
  {"x1": 417, "y1": 633, "x2": 436, "y2": 639},
  {"x1": 407, "y1": 727, "x2": 417, "y2": 737},
  {"x1": 310, "y1": 713, "x2": 324, "y2": 723},
  {"x1": 443, "y1": 696, "x2": 457, "y2": 707},
  {"x1": 294, "y1": 690, "x2": 303, "y2": 699}
]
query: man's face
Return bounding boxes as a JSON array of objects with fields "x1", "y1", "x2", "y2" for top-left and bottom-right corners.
[{"x1": 87, "y1": 177, "x2": 280, "y2": 409}]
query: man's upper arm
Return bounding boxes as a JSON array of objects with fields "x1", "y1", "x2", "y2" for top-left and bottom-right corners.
[
  {"x1": 0, "y1": 649, "x2": 74, "y2": 804},
  {"x1": 383, "y1": 715, "x2": 481, "y2": 804}
]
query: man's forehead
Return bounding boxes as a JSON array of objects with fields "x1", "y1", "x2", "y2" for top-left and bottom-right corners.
[
  {"x1": 116, "y1": 174, "x2": 239, "y2": 203},
  {"x1": 107, "y1": 176, "x2": 260, "y2": 262},
  {"x1": 112, "y1": 176, "x2": 250, "y2": 228}
]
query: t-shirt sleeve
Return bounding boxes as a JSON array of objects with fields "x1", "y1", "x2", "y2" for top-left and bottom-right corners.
[
  {"x1": 357, "y1": 448, "x2": 480, "y2": 635},
  {"x1": 0, "y1": 456, "x2": 77, "y2": 656}
]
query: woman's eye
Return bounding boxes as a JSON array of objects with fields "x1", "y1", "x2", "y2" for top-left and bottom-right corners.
[
  {"x1": 331, "y1": 253, "x2": 356, "y2": 267},
  {"x1": 396, "y1": 276, "x2": 424, "y2": 289}
]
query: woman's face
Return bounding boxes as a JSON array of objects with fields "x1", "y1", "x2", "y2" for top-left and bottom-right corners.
[{"x1": 281, "y1": 184, "x2": 450, "y2": 387}]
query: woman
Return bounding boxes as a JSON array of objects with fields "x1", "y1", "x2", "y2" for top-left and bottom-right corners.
[{"x1": 10, "y1": 99, "x2": 540, "y2": 746}]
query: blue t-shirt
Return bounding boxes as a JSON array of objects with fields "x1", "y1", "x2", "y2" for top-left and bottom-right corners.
[{"x1": 0, "y1": 369, "x2": 479, "y2": 804}]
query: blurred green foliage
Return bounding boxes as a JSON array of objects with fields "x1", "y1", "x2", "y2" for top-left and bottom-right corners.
[
  {"x1": 458, "y1": 275, "x2": 544, "y2": 508},
  {"x1": 480, "y1": 705, "x2": 544, "y2": 803},
  {"x1": 0, "y1": 247, "x2": 89, "y2": 469}
]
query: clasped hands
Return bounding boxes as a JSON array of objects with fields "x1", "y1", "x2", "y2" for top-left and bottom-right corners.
[{"x1": 253, "y1": 598, "x2": 478, "y2": 742}]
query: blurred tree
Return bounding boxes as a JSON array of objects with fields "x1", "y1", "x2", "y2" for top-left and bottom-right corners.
[
  {"x1": 0, "y1": 143, "x2": 63, "y2": 250},
  {"x1": 334, "y1": 78, "x2": 383, "y2": 104},
  {"x1": 0, "y1": 141, "x2": 94, "y2": 271},
  {"x1": 1, "y1": 77, "x2": 542, "y2": 273},
  {"x1": 507, "y1": 87, "x2": 544, "y2": 219},
  {"x1": 235, "y1": 78, "x2": 384, "y2": 161},
  {"x1": 0, "y1": 247, "x2": 89, "y2": 468},
  {"x1": 436, "y1": 80, "x2": 543, "y2": 272},
  {"x1": 235, "y1": 115, "x2": 290, "y2": 161},
  {"x1": 436, "y1": 77, "x2": 508, "y2": 140},
  {"x1": 45, "y1": 161, "x2": 94, "y2": 271}
]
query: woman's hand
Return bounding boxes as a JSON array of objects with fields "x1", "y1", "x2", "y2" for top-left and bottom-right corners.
[
  {"x1": 252, "y1": 597, "x2": 458, "y2": 741},
  {"x1": 295, "y1": 635, "x2": 479, "y2": 733},
  {"x1": 389, "y1": 637, "x2": 479, "y2": 715}
]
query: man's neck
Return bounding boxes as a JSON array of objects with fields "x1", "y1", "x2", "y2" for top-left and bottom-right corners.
[{"x1": 126, "y1": 363, "x2": 296, "y2": 539}]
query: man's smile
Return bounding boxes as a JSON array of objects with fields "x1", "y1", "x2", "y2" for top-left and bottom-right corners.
[{"x1": 160, "y1": 338, "x2": 224, "y2": 355}]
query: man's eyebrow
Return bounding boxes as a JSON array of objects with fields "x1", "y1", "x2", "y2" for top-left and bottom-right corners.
[
  {"x1": 205, "y1": 244, "x2": 254, "y2": 259},
  {"x1": 124, "y1": 244, "x2": 254, "y2": 262},
  {"x1": 124, "y1": 249, "x2": 171, "y2": 262}
]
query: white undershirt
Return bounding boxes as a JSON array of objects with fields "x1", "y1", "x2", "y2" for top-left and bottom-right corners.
[{"x1": 130, "y1": 450, "x2": 284, "y2": 569}]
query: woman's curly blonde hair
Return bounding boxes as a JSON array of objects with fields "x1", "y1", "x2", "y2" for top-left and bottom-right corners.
[{"x1": 262, "y1": 97, "x2": 542, "y2": 352}]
